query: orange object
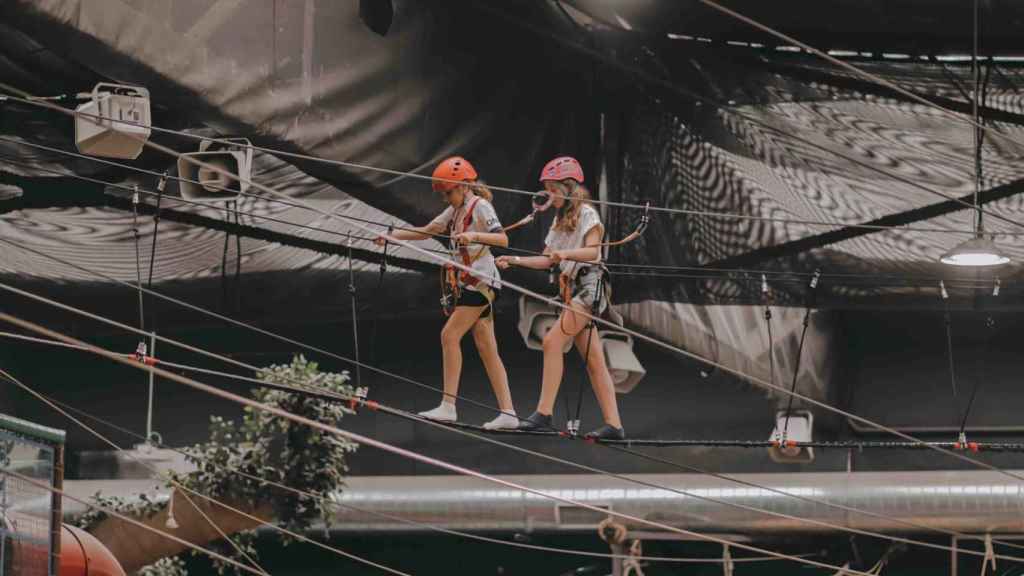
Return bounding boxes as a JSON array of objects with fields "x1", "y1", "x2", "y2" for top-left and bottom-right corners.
[
  {"x1": 431, "y1": 156, "x2": 477, "y2": 192},
  {"x1": 60, "y1": 524, "x2": 126, "y2": 576}
]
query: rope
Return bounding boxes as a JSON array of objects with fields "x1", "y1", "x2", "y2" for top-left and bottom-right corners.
[
  {"x1": 6, "y1": 53, "x2": 1024, "y2": 557},
  {"x1": 0, "y1": 149, "x2": 1014, "y2": 292},
  {"x1": 9, "y1": 128, "x2": 1024, "y2": 553},
  {"x1": 347, "y1": 232, "x2": 361, "y2": 390},
  {"x1": 959, "y1": 314, "x2": 995, "y2": 440},
  {"x1": 27, "y1": 388, "x2": 818, "y2": 567},
  {"x1": 130, "y1": 186, "x2": 145, "y2": 332},
  {"x1": 0, "y1": 368, "x2": 410, "y2": 576},
  {"x1": 691, "y1": 0, "x2": 1024, "y2": 166},
  {"x1": 5, "y1": 321, "x2": 1024, "y2": 560},
  {"x1": 369, "y1": 227, "x2": 391, "y2": 364},
  {"x1": 7, "y1": 199, "x2": 1024, "y2": 490},
  {"x1": 0, "y1": 471, "x2": 268, "y2": 576},
  {"x1": 941, "y1": 281, "x2": 960, "y2": 427},
  {"x1": 233, "y1": 200, "x2": 242, "y2": 311},
  {"x1": 0, "y1": 313, "x2": 947, "y2": 576},
  {"x1": 762, "y1": 275, "x2": 775, "y2": 401},
  {"x1": 470, "y1": 6, "x2": 1024, "y2": 235},
  {"x1": 4, "y1": 105, "x2": 1015, "y2": 239},
  {"x1": 146, "y1": 172, "x2": 165, "y2": 289},
  {"x1": 782, "y1": 270, "x2": 820, "y2": 440},
  {"x1": 8, "y1": 168, "x2": 1024, "y2": 504}
]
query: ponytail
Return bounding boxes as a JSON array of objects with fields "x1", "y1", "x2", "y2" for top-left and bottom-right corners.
[{"x1": 469, "y1": 180, "x2": 494, "y2": 202}]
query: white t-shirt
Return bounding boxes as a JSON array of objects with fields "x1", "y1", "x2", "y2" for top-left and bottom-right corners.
[
  {"x1": 430, "y1": 194, "x2": 503, "y2": 290},
  {"x1": 545, "y1": 203, "x2": 604, "y2": 277}
]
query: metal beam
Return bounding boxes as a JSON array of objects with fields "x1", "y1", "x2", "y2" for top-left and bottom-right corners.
[
  {"x1": 0, "y1": 181, "x2": 433, "y2": 273},
  {"x1": 702, "y1": 177, "x2": 1024, "y2": 270},
  {"x1": 757, "y1": 58, "x2": 1024, "y2": 127}
]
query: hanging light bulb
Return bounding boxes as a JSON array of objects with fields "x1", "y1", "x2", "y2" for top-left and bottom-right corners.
[
  {"x1": 941, "y1": 236, "x2": 1009, "y2": 266},
  {"x1": 941, "y1": 0, "x2": 1010, "y2": 268}
]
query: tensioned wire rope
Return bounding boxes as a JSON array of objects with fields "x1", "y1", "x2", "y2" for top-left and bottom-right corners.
[
  {"x1": 4, "y1": 143, "x2": 1019, "y2": 553},
  {"x1": 2, "y1": 288, "x2": 1024, "y2": 564},
  {"x1": 468, "y1": 5, "x2": 1024, "y2": 235},
  {"x1": 5, "y1": 372, "x2": 820, "y2": 568},
  {"x1": 0, "y1": 311, "x2": 968, "y2": 576},
  {"x1": 0, "y1": 368, "x2": 422, "y2": 576},
  {"x1": 0, "y1": 23, "x2": 1020, "y2": 559},
  {"x1": 0, "y1": 141, "x2": 1009, "y2": 292},
  {"x1": 4, "y1": 327, "x2": 1021, "y2": 456},
  {"x1": 14, "y1": 91, "x2": 1024, "y2": 474},
  {"x1": 0, "y1": 155, "x2": 454, "y2": 261},
  {"x1": 0, "y1": 468, "x2": 284, "y2": 576},
  {"x1": 4, "y1": 138, "x2": 1024, "y2": 553},
  {"x1": 5, "y1": 91, "x2": 1024, "y2": 239},
  {"x1": 1, "y1": 152, "x2": 1009, "y2": 301},
  {"x1": 7, "y1": 85, "x2": 1024, "y2": 553},
  {"x1": 692, "y1": 0, "x2": 1024, "y2": 155},
  {"x1": 0, "y1": 132, "x2": 1002, "y2": 241}
]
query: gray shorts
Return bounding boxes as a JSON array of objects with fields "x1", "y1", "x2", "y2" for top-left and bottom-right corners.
[{"x1": 570, "y1": 267, "x2": 609, "y2": 316}]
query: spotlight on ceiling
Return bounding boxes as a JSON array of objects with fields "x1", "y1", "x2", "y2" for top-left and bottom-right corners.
[
  {"x1": 517, "y1": 296, "x2": 571, "y2": 353},
  {"x1": 177, "y1": 138, "x2": 253, "y2": 202},
  {"x1": 0, "y1": 183, "x2": 23, "y2": 201},
  {"x1": 359, "y1": 0, "x2": 394, "y2": 36},
  {"x1": 75, "y1": 83, "x2": 151, "y2": 160},
  {"x1": 600, "y1": 331, "x2": 646, "y2": 394},
  {"x1": 940, "y1": 236, "x2": 1009, "y2": 267},
  {"x1": 768, "y1": 410, "x2": 815, "y2": 464}
]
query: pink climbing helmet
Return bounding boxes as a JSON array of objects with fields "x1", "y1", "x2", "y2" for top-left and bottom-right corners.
[{"x1": 539, "y1": 156, "x2": 584, "y2": 183}]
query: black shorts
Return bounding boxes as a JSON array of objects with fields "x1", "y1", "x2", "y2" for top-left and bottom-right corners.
[{"x1": 456, "y1": 287, "x2": 499, "y2": 319}]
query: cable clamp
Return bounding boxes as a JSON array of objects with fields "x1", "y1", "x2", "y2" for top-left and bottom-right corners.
[
  {"x1": 566, "y1": 419, "x2": 580, "y2": 436},
  {"x1": 349, "y1": 386, "x2": 369, "y2": 411},
  {"x1": 810, "y1": 269, "x2": 821, "y2": 289},
  {"x1": 157, "y1": 170, "x2": 168, "y2": 193},
  {"x1": 983, "y1": 533, "x2": 997, "y2": 574},
  {"x1": 940, "y1": 280, "x2": 949, "y2": 300},
  {"x1": 722, "y1": 544, "x2": 734, "y2": 576},
  {"x1": 993, "y1": 277, "x2": 1001, "y2": 297}
]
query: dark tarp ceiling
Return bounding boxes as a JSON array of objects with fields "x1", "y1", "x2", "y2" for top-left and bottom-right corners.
[{"x1": 2, "y1": 0, "x2": 1024, "y2": 313}]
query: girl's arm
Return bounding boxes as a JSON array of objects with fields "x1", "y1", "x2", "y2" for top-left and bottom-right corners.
[
  {"x1": 550, "y1": 226, "x2": 602, "y2": 264},
  {"x1": 497, "y1": 247, "x2": 554, "y2": 270},
  {"x1": 454, "y1": 230, "x2": 509, "y2": 248},
  {"x1": 378, "y1": 221, "x2": 446, "y2": 243}
]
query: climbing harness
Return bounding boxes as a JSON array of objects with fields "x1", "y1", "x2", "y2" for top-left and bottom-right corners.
[
  {"x1": 439, "y1": 195, "x2": 495, "y2": 316},
  {"x1": 555, "y1": 203, "x2": 649, "y2": 432}
]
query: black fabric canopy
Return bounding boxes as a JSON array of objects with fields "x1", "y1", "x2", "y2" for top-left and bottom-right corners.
[{"x1": 1, "y1": 0, "x2": 1023, "y2": 312}]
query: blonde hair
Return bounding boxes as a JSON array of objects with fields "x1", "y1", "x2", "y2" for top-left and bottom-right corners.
[
  {"x1": 464, "y1": 180, "x2": 493, "y2": 202},
  {"x1": 553, "y1": 180, "x2": 591, "y2": 232}
]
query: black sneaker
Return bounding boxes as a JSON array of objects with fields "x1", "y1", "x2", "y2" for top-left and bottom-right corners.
[
  {"x1": 585, "y1": 424, "x2": 625, "y2": 441},
  {"x1": 518, "y1": 411, "x2": 554, "y2": 432}
]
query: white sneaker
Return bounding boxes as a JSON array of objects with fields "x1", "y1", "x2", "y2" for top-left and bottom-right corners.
[
  {"x1": 483, "y1": 411, "x2": 519, "y2": 430},
  {"x1": 418, "y1": 402, "x2": 457, "y2": 422}
]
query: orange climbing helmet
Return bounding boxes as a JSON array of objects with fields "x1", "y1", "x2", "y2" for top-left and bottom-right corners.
[
  {"x1": 540, "y1": 156, "x2": 584, "y2": 183},
  {"x1": 432, "y1": 156, "x2": 478, "y2": 192}
]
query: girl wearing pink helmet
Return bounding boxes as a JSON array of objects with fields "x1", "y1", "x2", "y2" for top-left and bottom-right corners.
[
  {"x1": 377, "y1": 156, "x2": 518, "y2": 430},
  {"x1": 496, "y1": 156, "x2": 625, "y2": 440}
]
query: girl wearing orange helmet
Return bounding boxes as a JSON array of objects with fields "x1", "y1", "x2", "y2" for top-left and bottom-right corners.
[
  {"x1": 376, "y1": 156, "x2": 518, "y2": 429},
  {"x1": 496, "y1": 156, "x2": 625, "y2": 440}
]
